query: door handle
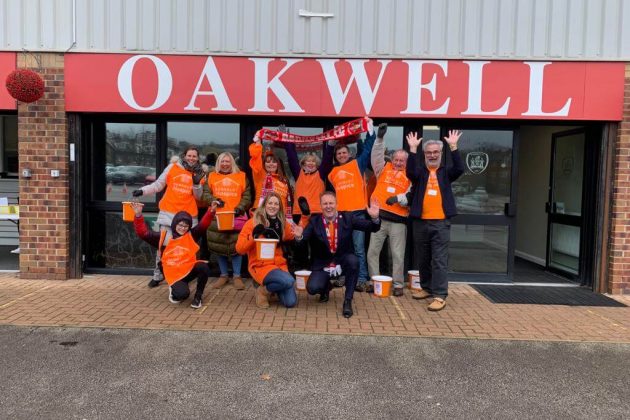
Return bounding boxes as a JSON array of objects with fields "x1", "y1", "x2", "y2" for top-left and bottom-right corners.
[{"x1": 504, "y1": 203, "x2": 516, "y2": 217}]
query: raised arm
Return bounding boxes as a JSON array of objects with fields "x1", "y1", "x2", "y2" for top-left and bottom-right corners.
[
  {"x1": 318, "y1": 141, "x2": 335, "y2": 181},
  {"x1": 131, "y1": 202, "x2": 160, "y2": 247},
  {"x1": 356, "y1": 118, "x2": 376, "y2": 174},
  {"x1": 285, "y1": 142, "x2": 301, "y2": 180},
  {"x1": 405, "y1": 132, "x2": 422, "y2": 182},
  {"x1": 191, "y1": 203, "x2": 216, "y2": 240},
  {"x1": 371, "y1": 124, "x2": 388, "y2": 178},
  {"x1": 444, "y1": 130, "x2": 465, "y2": 181}
]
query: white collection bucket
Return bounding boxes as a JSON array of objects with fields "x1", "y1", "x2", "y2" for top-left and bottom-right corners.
[
  {"x1": 372, "y1": 275, "x2": 393, "y2": 298},
  {"x1": 294, "y1": 270, "x2": 311, "y2": 291},
  {"x1": 255, "y1": 238, "x2": 279, "y2": 260},
  {"x1": 407, "y1": 270, "x2": 421, "y2": 290}
]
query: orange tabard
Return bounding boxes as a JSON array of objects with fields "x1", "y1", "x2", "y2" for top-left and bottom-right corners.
[
  {"x1": 328, "y1": 160, "x2": 367, "y2": 212},
  {"x1": 293, "y1": 170, "x2": 324, "y2": 215},
  {"x1": 421, "y1": 169, "x2": 446, "y2": 220},
  {"x1": 208, "y1": 172, "x2": 246, "y2": 211},
  {"x1": 160, "y1": 164, "x2": 198, "y2": 217},
  {"x1": 371, "y1": 163, "x2": 411, "y2": 217},
  {"x1": 249, "y1": 142, "x2": 290, "y2": 210},
  {"x1": 159, "y1": 230, "x2": 201, "y2": 284}
]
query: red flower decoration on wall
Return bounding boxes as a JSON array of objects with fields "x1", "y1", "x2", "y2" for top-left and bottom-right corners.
[{"x1": 5, "y1": 69, "x2": 45, "y2": 103}]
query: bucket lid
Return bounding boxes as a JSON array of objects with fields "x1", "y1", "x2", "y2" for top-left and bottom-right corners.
[
  {"x1": 216, "y1": 211, "x2": 235, "y2": 214},
  {"x1": 295, "y1": 270, "x2": 312, "y2": 275},
  {"x1": 408, "y1": 270, "x2": 419, "y2": 275},
  {"x1": 254, "y1": 238, "x2": 279, "y2": 243},
  {"x1": 372, "y1": 275, "x2": 393, "y2": 282}
]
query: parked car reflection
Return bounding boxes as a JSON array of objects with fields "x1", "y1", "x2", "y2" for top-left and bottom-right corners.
[{"x1": 106, "y1": 166, "x2": 156, "y2": 184}]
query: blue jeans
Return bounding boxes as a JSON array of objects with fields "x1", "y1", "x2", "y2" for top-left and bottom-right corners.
[
  {"x1": 263, "y1": 269, "x2": 298, "y2": 308},
  {"x1": 351, "y1": 211, "x2": 368, "y2": 284},
  {"x1": 217, "y1": 255, "x2": 242, "y2": 276}
]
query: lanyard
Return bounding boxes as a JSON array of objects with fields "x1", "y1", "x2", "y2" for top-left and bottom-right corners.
[{"x1": 323, "y1": 215, "x2": 339, "y2": 254}]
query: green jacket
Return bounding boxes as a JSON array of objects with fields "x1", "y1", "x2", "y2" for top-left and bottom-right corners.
[{"x1": 201, "y1": 174, "x2": 252, "y2": 256}]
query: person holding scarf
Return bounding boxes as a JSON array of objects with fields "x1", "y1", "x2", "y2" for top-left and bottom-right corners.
[
  {"x1": 132, "y1": 147, "x2": 205, "y2": 288},
  {"x1": 131, "y1": 200, "x2": 218, "y2": 308},
  {"x1": 298, "y1": 191, "x2": 381, "y2": 318},
  {"x1": 249, "y1": 133, "x2": 292, "y2": 218},
  {"x1": 327, "y1": 118, "x2": 380, "y2": 293},
  {"x1": 202, "y1": 152, "x2": 252, "y2": 290},
  {"x1": 236, "y1": 192, "x2": 303, "y2": 309}
]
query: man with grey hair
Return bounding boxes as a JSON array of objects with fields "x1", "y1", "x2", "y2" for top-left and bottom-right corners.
[
  {"x1": 405, "y1": 130, "x2": 464, "y2": 311},
  {"x1": 367, "y1": 124, "x2": 412, "y2": 296}
]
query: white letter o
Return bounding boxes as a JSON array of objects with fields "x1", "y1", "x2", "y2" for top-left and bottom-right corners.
[{"x1": 117, "y1": 55, "x2": 172, "y2": 111}]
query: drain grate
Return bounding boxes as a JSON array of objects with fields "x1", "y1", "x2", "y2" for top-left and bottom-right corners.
[{"x1": 472, "y1": 285, "x2": 627, "y2": 307}]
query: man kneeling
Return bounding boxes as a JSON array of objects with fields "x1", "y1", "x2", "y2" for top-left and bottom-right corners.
[{"x1": 299, "y1": 191, "x2": 381, "y2": 318}]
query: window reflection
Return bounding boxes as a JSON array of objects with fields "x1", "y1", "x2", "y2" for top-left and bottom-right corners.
[
  {"x1": 105, "y1": 123, "x2": 157, "y2": 203},
  {"x1": 168, "y1": 122, "x2": 241, "y2": 168},
  {"x1": 451, "y1": 130, "x2": 513, "y2": 215},
  {"x1": 449, "y1": 224, "x2": 508, "y2": 273}
]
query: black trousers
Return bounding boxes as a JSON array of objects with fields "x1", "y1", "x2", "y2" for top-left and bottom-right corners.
[
  {"x1": 170, "y1": 262, "x2": 210, "y2": 301},
  {"x1": 412, "y1": 219, "x2": 451, "y2": 298},
  {"x1": 307, "y1": 253, "x2": 359, "y2": 301}
]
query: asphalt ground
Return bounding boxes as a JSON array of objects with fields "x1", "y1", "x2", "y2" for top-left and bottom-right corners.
[{"x1": 1, "y1": 326, "x2": 629, "y2": 419}]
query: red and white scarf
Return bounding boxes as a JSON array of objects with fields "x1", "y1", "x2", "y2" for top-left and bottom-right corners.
[
  {"x1": 258, "y1": 117, "x2": 369, "y2": 145},
  {"x1": 323, "y1": 214, "x2": 341, "y2": 254}
]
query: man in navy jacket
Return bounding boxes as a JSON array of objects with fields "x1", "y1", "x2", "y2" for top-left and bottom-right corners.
[
  {"x1": 298, "y1": 191, "x2": 381, "y2": 318},
  {"x1": 406, "y1": 130, "x2": 464, "y2": 311}
]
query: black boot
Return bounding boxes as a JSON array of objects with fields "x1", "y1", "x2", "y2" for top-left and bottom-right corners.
[
  {"x1": 342, "y1": 299, "x2": 353, "y2": 318},
  {"x1": 319, "y1": 281, "x2": 332, "y2": 303},
  {"x1": 147, "y1": 279, "x2": 161, "y2": 288}
]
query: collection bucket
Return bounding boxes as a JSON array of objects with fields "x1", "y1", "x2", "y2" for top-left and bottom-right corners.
[
  {"x1": 255, "y1": 238, "x2": 279, "y2": 260},
  {"x1": 407, "y1": 270, "x2": 421, "y2": 290},
  {"x1": 216, "y1": 211, "x2": 235, "y2": 231},
  {"x1": 122, "y1": 202, "x2": 135, "y2": 222},
  {"x1": 294, "y1": 270, "x2": 311, "y2": 291},
  {"x1": 372, "y1": 275, "x2": 393, "y2": 298}
]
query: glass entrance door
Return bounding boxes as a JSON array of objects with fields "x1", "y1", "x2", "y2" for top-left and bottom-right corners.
[
  {"x1": 446, "y1": 128, "x2": 518, "y2": 281},
  {"x1": 546, "y1": 129, "x2": 585, "y2": 278}
]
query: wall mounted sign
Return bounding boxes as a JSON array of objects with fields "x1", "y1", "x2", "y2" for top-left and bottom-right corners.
[
  {"x1": 65, "y1": 54, "x2": 624, "y2": 120},
  {"x1": 466, "y1": 152, "x2": 489, "y2": 174}
]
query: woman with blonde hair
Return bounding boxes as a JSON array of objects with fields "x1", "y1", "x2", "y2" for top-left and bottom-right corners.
[
  {"x1": 202, "y1": 152, "x2": 252, "y2": 290},
  {"x1": 236, "y1": 192, "x2": 303, "y2": 309}
]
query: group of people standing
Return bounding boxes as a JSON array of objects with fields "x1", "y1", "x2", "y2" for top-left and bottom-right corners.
[{"x1": 130, "y1": 117, "x2": 464, "y2": 318}]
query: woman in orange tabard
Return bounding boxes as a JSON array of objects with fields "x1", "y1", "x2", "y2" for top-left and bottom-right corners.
[
  {"x1": 132, "y1": 147, "x2": 206, "y2": 288},
  {"x1": 202, "y1": 152, "x2": 252, "y2": 290},
  {"x1": 236, "y1": 193, "x2": 303, "y2": 309},
  {"x1": 132, "y1": 201, "x2": 217, "y2": 309},
  {"x1": 249, "y1": 132, "x2": 292, "y2": 217}
]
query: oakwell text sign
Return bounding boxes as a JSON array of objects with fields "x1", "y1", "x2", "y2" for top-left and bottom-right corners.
[
  {"x1": 65, "y1": 54, "x2": 624, "y2": 120},
  {"x1": 0, "y1": 53, "x2": 16, "y2": 110}
]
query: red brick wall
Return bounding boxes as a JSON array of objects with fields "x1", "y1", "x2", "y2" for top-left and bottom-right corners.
[
  {"x1": 17, "y1": 53, "x2": 69, "y2": 280},
  {"x1": 608, "y1": 64, "x2": 630, "y2": 294}
]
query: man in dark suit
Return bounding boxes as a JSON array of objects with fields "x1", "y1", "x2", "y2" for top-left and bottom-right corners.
[{"x1": 298, "y1": 191, "x2": 381, "y2": 318}]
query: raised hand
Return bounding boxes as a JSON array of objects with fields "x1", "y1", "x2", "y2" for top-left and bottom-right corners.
[
  {"x1": 291, "y1": 223, "x2": 304, "y2": 238},
  {"x1": 406, "y1": 132, "x2": 422, "y2": 152},
  {"x1": 366, "y1": 116, "x2": 374, "y2": 134},
  {"x1": 131, "y1": 202, "x2": 144, "y2": 216},
  {"x1": 253, "y1": 129, "x2": 262, "y2": 143},
  {"x1": 444, "y1": 130, "x2": 463, "y2": 150},
  {"x1": 367, "y1": 197, "x2": 380, "y2": 219},
  {"x1": 377, "y1": 123, "x2": 388, "y2": 139}
]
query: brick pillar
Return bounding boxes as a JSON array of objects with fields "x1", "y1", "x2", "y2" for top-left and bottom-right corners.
[
  {"x1": 17, "y1": 53, "x2": 69, "y2": 280},
  {"x1": 608, "y1": 63, "x2": 630, "y2": 294}
]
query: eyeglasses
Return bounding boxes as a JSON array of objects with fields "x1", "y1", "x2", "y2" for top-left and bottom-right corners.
[{"x1": 176, "y1": 222, "x2": 190, "y2": 229}]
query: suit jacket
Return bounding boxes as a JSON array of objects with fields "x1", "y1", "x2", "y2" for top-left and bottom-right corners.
[{"x1": 301, "y1": 211, "x2": 381, "y2": 271}]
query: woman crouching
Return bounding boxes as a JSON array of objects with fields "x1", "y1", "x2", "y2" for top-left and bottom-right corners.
[
  {"x1": 236, "y1": 192, "x2": 303, "y2": 309},
  {"x1": 132, "y1": 201, "x2": 217, "y2": 308}
]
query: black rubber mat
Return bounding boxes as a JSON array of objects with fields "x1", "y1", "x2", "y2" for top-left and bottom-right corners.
[{"x1": 472, "y1": 285, "x2": 627, "y2": 307}]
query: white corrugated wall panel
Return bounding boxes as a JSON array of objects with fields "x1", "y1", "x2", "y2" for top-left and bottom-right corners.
[{"x1": 1, "y1": 0, "x2": 629, "y2": 60}]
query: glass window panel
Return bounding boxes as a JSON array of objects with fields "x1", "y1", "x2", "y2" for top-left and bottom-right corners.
[
  {"x1": 105, "y1": 123, "x2": 157, "y2": 203},
  {"x1": 168, "y1": 122, "x2": 241, "y2": 167},
  {"x1": 87, "y1": 211, "x2": 158, "y2": 269},
  {"x1": 549, "y1": 223, "x2": 580, "y2": 274},
  {"x1": 381, "y1": 126, "x2": 404, "y2": 159},
  {"x1": 1, "y1": 115, "x2": 18, "y2": 174},
  {"x1": 451, "y1": 130, "x2": 513, "y2": 215},
  {"x1": 449, "y1": 224, "x2": 508, "y2": 273},
  {"x1": 422, "y1": 125, "x2": 440, "y2": 142},
  {"x1": 552, "y1": 134, "x2": 584, "y2": 216}
]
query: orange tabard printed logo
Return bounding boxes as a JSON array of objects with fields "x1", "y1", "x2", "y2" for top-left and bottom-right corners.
[
  {"x1": 331, "y1": 170, "x2": 356, "y2": 191},
  {"x1": 170, "y1": 173, "x2": 193, "y2": 194},
  {"x1": 212, "y1": 177, "x2": 240, "y2": 200},
  {"x1": 162, "y1": 245, "x2": 192, "y2": 267}
]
